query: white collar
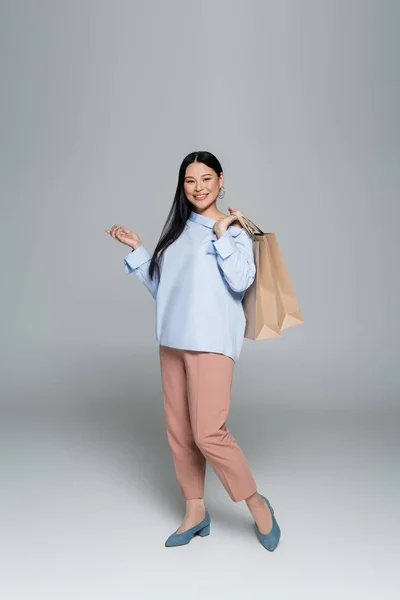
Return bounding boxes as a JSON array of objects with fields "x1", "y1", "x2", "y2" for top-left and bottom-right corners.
[{"x1": 188, "y1": 211, "x2": 243, "y2": 237}]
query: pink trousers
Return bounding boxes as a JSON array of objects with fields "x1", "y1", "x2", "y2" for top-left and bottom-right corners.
[{"x1": 159, "y1": 345, "x2": 257, "y2": 502}]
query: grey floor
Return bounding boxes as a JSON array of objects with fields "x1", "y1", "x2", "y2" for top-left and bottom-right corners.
[{"x1": 1, "y1": 399, "x2": 398, "y2": 600}]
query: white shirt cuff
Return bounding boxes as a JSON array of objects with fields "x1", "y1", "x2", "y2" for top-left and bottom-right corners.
[
  {"x1": 124, "y1": 245, "x2": 151, "y2": 273},
  {"x1": 212, "y1": 231, "x2": 238, "y2": 259}
]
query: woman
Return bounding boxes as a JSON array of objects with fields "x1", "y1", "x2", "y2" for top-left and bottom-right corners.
[{"x1": 105, "y1": 150, "x2": 280, "y2": 551}]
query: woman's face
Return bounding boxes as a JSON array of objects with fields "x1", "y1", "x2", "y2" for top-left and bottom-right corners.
[{"x1": 183, "y1": 162, "x2": 224, "y2": 210}]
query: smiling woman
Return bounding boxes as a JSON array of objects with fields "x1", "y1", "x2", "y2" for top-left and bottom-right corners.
[
  {"x1": 105, "y1": 150, "x2": 280, "y2": 551},
  {"x1": 183, "y1": 163, "x2": 224, "y2": 215}
]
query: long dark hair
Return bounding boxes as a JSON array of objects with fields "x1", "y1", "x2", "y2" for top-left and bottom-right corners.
[{"x1": 148, "y1": 150, "x2": 223, "y2": 281}]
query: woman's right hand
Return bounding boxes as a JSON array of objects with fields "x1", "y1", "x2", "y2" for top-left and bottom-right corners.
[{"x1": 105, "y1": 224, "x2": 142, "y2": 250}]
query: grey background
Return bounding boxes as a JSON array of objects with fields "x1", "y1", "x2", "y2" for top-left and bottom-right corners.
[{"x1": 1, "y1": 1, "x2": 399, "y2": 599}]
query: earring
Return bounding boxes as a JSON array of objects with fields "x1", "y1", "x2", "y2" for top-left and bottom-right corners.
[{"x1": 218, "y1": 186, "x2": 225, "y2": 199}]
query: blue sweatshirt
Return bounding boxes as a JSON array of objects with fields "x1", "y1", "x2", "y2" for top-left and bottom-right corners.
[{"x1": 124, "y1": 210, "x2": 256, "y2": 362}]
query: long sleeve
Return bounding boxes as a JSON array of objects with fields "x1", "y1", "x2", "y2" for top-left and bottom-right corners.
[
  {"x1": 211, "y1": 228, "x2": 256, "y2": 294},
  {"x1": 124, "y1": 245, "x2": 160, "y2": 300}
]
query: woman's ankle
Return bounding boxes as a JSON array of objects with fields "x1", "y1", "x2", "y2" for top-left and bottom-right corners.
[
  {"x1": 244, "y1": 491, "x2": 262, "y2": 507},
  {"x1": 185, "y1": 497, "x2": 205, "y2": 511}
]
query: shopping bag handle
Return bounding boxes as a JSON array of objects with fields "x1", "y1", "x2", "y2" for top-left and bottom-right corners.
[{"x1": 231, "y1": 210, "x2": 265, "y2": 240}]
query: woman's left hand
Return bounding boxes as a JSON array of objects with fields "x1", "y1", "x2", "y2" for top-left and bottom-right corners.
[{"x1": 213, "y1": 206, "x2": 242, "y2": 239}]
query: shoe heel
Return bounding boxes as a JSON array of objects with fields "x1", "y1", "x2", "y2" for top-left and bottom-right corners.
[{"x1": 197, "y1": 523, "x2": 210, "y2": 537}]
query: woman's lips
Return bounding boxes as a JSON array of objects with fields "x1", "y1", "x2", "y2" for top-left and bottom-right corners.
[{"x1": 194, "y1": 193, "x2": 208, "y2": 200}]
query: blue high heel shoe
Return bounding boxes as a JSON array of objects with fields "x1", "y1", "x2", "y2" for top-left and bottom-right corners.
[
  {"x1": 255, "y1": 494, "x2": 281, "y2": 551},
  {"x1": 165, "y1": 510, "x2": 211, "y2": 547}
]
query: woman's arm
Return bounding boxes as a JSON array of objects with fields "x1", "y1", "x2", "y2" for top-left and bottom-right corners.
[
  {"x1": 211, "y1": 228, "x2": 256, "y2": 293},
  {"x1": 124, "y1": 245, "x2": 160, "y2": 300}
]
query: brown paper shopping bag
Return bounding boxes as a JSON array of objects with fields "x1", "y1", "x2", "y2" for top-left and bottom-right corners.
[{"x1": 234, "y1": 210, "x2": 304, "y2": 340}]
